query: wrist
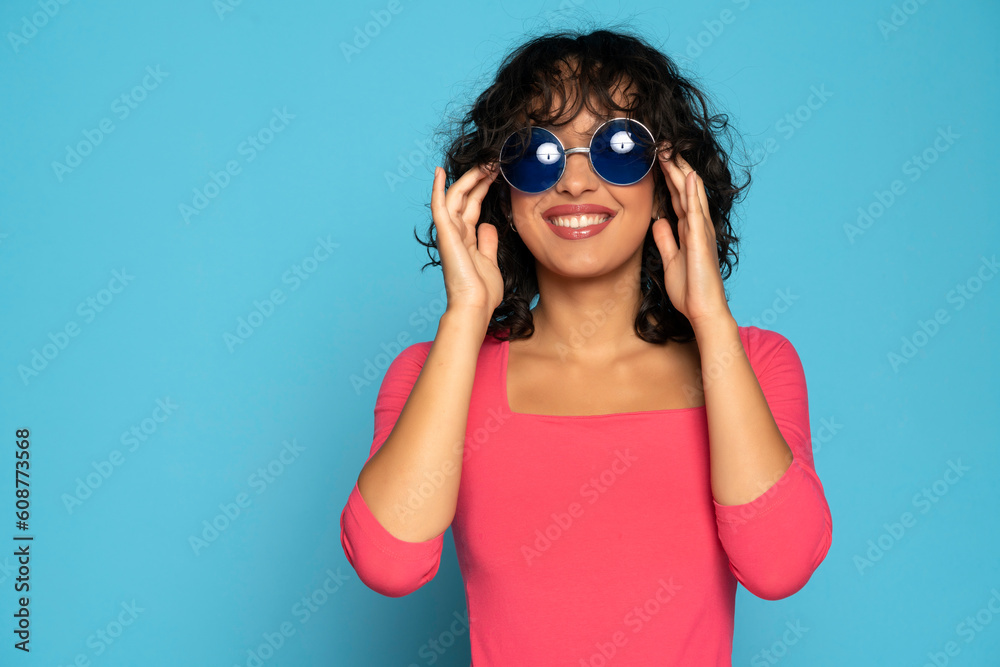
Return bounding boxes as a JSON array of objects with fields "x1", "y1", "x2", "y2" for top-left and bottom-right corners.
[
  {"x1": 441, "y1": 307, "x2": 491, "y2": 336},
  {"x1": 691, "y1": 312, "x2": 739, "y2": 340}
]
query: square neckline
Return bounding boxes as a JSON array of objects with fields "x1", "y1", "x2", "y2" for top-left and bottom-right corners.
[{"x1": 501, "y1": 337, "x2": 707, "y2": 419}]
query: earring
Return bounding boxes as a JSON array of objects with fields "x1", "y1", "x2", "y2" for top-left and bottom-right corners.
[{"x1": 508, "y1": 213, "x2": 518, "y2": 234}]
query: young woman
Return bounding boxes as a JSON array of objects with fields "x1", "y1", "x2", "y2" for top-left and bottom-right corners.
[{"x1": 341, "y1": 28, "x2": 832, "y2": 666}]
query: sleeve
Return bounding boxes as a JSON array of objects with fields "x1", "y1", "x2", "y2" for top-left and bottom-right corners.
[
  {"x1": 340, "y1": 340, "x2": 446, "y2": 598},
  {"x1": 711, "y1": 327, "x2": 833, "y2": 601}
]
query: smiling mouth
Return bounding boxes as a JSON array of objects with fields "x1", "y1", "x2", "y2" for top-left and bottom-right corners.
[{"x1": 545, "y1": 214, "x2": 614, "y2": 229}]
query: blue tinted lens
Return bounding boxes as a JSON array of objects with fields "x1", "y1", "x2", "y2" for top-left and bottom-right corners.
[
  {"x1": 500, "y1": 126, "x2": 564, "y2": 194},
  {"x1": 590, "y1": 119, "x2": 656, "y2": 186}
]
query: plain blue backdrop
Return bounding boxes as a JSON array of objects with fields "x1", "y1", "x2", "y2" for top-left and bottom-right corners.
[{"x1": 1, "y1": 0, "x2": 998, "y2": 665}]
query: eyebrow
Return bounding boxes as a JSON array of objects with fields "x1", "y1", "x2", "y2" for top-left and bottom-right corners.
[{"x1": 538, "y1": 117, "x2": 608, "y2": 136}]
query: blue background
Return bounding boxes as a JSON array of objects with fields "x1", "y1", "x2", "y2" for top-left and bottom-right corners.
[{"x1": 1, "y1": 0, "x2": 998, "y2": 665}]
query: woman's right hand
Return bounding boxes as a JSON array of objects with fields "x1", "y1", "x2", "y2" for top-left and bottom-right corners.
[{"x1": 430, "y1": 163, "x2": 504, "y2": 324}]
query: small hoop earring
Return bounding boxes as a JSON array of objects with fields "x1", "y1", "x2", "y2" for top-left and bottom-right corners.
[{"x1": 508, "y1": 214, "x2": 518, "y2": 234}]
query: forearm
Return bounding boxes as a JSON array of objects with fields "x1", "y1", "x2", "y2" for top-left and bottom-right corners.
[{"x1": 694, "y1": 316, "x2": 794, "y2": 506}]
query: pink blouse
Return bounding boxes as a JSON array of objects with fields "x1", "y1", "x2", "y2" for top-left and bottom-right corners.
[{"x1": 340, "y1": 325, "x2": 833, "y2": 666}]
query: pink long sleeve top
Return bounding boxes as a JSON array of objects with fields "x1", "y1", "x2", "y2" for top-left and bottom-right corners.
[{"x1": 340, "y1": 325, "x2": 833, "y2": 666}]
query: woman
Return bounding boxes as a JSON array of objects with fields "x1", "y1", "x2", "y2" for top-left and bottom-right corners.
[{"x1": 341, "y1": 28, "x2": 832, "y2": 666}]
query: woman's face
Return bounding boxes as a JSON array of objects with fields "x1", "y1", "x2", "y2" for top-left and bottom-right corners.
[{"x1": 507, "y1": 98, "x2": 658, "y2": 280}]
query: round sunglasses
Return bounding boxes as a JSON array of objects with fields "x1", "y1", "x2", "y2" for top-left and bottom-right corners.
[{"x1": 498, "y1": 117, "x2": 658, "y2": 194}]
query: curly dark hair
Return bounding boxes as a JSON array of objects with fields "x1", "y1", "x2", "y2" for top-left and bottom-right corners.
[{"x1": 415, "y1": 27, "x2": 751, "y2": 345}]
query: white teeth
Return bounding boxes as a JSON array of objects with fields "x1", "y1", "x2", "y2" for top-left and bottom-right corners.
[{"x1": 547, "y1": 214, "x2": 611, "y2": 228}]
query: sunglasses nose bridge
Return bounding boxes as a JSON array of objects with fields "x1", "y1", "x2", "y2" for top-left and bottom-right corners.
[
  {"x1": 556, "y1": 146, "x2": 601, "y2": 193},
  {"x1": 562, "y1": 146, "x2": 593, "y2": 176}
]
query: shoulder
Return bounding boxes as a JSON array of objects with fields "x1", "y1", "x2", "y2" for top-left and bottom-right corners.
[
  {"x1": 395, "y1": 340, "x2": 433, "y2": 365},
  {"x1": 737, "y1": 325, "x2": 802, "y2": 374},
  {"x1": 738, "y1": 324, "x2": 795, "y2": 354},
  {"x1": 381, "y1": 341, "x2": 432, "y2": 386}
]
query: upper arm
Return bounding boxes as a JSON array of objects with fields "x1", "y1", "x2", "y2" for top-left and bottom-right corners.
[
  {"x1": 367, "y1": 340, "x2": 435, "y2": 463},
  {"x1": 746, "y1": 326, "x2": 814, "y2": 472}
]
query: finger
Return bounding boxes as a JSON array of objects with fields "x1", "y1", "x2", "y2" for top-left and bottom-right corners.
[
  {"x1": 677, "y1": 207, "x2": 687, "y2": 251},
  {"x1": 673, "y1": 159, "x2": 711, "y2": 241},
  {"x1": 685, "y1": 171, "x2": 705, "y2": 247},
  {"x1": 669, "y1": 192, "x2": 687, "y2": 252},
  {"x1": 663, "y1": 157, "x2": 697, "y2": 220},
  {"x1": 446, "y1": 164, "x2": 495, "y2": 221},
  {"x1": 477, "y1": 221, "x2": 499, "y2": 266},
  {"x1": 431, "y1": 167, "x2": 467, "y2": 267},
  {"x1": 688, "y1": 172, "x2": 711, "y2": 241},
  {"x1": 431, "y1": 166, "x2": 451, "y2": 236},
  {"x1": 651, "y1": 218, "x2": 678, "y2": 265},
  {"x1": 460, "y1": 167, "x2": 499, "y2": 228},
  {"x1": 694, "y1": 173, "x2": 715, "y2": 241},
  {"x1": 673, "y1": 152, "x2": 695, "y2": 175},
  {"x1": 670, "y1": 154, "x2": 699, "y2": 219},
  {"x1": 459, "y1": 190, "x2": 497, "y2": 247},
  {"x1": 658, "y1": 153, "x2": 687, "y2": 220}
]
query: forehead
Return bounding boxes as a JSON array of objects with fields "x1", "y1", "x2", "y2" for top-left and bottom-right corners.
[{"x1": 524, "y1": 71, "x2": 637, "y2": 135}]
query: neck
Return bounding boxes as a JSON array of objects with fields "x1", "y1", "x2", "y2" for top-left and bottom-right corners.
[{"x1": 528, "y1": 256, "x2": 655, "y2": 362}]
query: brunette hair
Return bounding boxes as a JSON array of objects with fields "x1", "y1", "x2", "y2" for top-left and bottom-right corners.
[{"x1": 416, "y1": 27, "x2": 751, "y2": 344}]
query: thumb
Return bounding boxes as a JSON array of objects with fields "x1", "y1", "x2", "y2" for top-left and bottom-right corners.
[
  {"x1": 651, "y1": 218, "x2": 677, "y2": 266},
  {"x1": 477, "y1": 222, "x2": 499, "y2": 265}
]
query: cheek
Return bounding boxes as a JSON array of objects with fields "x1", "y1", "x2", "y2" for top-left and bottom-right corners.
[
  {"x1": 613, "y1": 182, "x2": 655, "y2": 219},
  {"x1": 510, "y1": 190, "x2": 541, "y2": 220},
  {"x1": 508, "y1": 188, "x2": 524, "y2": 211}
]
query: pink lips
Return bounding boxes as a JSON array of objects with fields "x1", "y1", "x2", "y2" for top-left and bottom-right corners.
[{"x1": 542, "y1": 204, "x2": 616, "y2": 240}]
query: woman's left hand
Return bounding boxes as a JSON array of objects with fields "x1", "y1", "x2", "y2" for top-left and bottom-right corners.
[{"x1": 650, "y1": 150, "x2": 734, "y2": 331}]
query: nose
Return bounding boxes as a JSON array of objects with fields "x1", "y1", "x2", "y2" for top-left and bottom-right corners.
[{"x1": 555, "y1": 151, "x2": 599, "y2": 197}]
